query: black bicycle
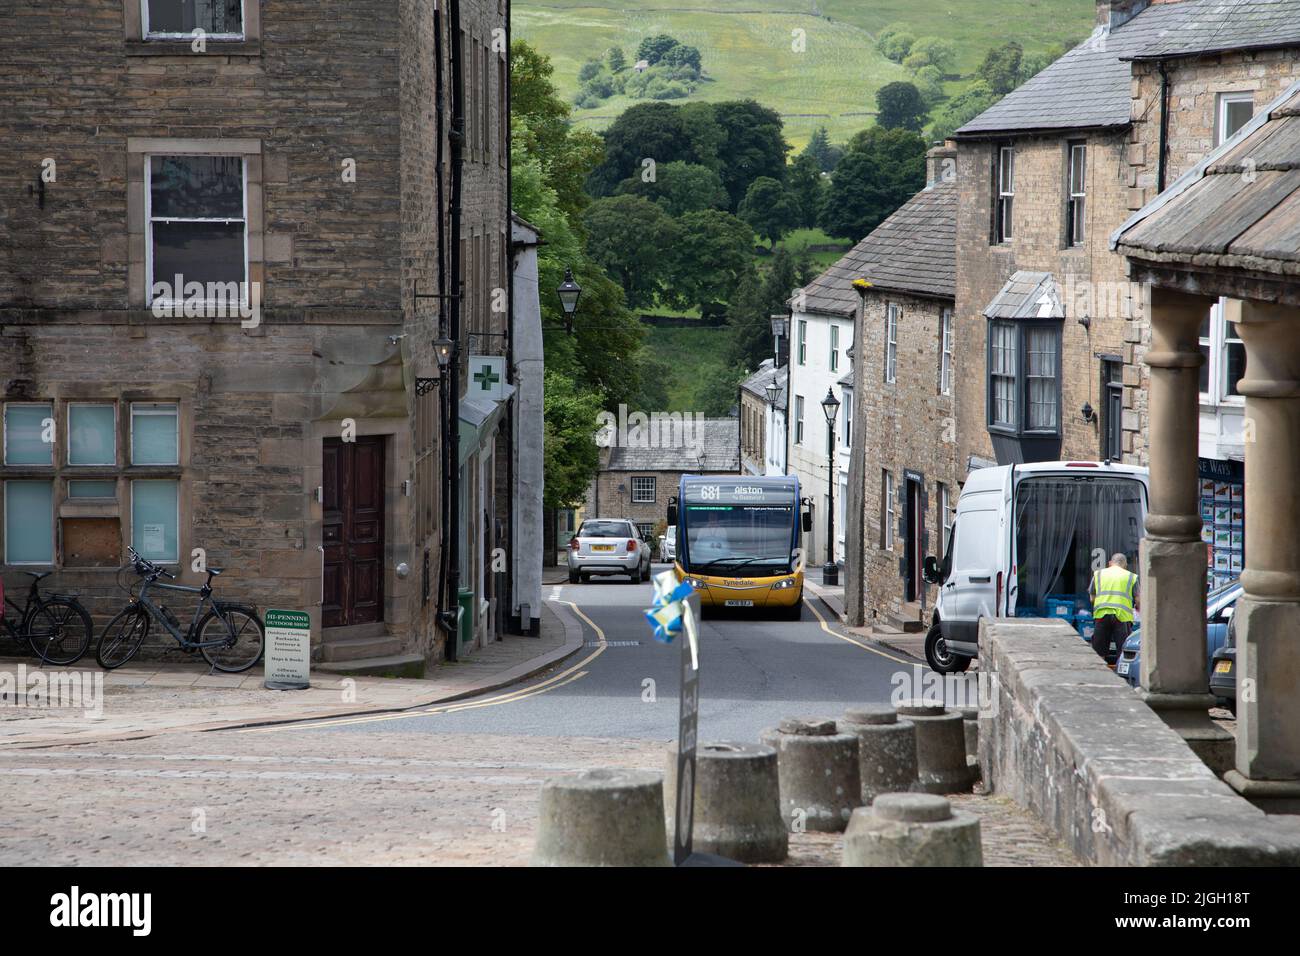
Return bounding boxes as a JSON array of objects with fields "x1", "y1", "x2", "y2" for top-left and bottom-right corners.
[
  {"x1": 95, "y1": 547, "x2": 265, "y2": 672},
  {"x1": 1, "y1": 571, "x2": 94, "y2": 665}
]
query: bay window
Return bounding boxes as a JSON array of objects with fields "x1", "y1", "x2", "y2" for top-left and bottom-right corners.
[{"x1": 987, "y1": 320, "x2": 1062, "y2": 437}]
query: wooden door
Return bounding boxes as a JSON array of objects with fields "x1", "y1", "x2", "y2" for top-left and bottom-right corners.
[{"x1": 322, "y1": 437, "x2": 385, "y2": 627}]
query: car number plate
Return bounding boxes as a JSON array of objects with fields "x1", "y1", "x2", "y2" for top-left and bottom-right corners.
[
  {"x1": 1215, "y1": 660, "x2": 1233, "y2": 674},
  {"x1": 1116, "y1": 661, "x2": 1130, "y2": 676},
  {"x1": 592, "y1": 544, "x2": 615, "y2": 552},
  {"x1": 725, "y1": 600, "x2": 754, "y2": 607}
]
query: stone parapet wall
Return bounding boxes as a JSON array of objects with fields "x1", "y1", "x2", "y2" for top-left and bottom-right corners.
[{"x1": 979, "y1": 618, "x2": 1300, "y2": 865}]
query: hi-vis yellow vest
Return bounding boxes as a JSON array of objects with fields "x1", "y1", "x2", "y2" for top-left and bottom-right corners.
[{"x1": 1092, "y1": 566, "x2": 1137, "y2": 622}]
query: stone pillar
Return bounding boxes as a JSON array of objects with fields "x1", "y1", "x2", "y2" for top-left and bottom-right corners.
[
  {"x1": 1223, "y1": 300, "x2": 1300, "y2": 813},
  {"x1": 1139, "y1": 287, "x2": 1232, "y2": 773}
]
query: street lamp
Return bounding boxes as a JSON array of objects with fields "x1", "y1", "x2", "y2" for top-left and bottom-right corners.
[
  {"x1": 433, "y1": 334, "x2": 455, "y2": 368},
  {"x1": 765, "y1": 380, "x2": 780, "y2": 405},
  {"x1": 557, "y1": 268, "x2": 582, "y2": 331},
  {"x1": 821, "y1": 388, "x2": 842, "y2": 586}
]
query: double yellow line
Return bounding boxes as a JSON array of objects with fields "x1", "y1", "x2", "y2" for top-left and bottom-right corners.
[
  {"x1": 239, "y1": 602, "x2": 607, "y2": 734},
  {"x1": 806, "y1": 596, "x2": 914, "y2": 666}
]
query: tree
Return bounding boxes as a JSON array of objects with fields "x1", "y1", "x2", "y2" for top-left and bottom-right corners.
[
  {"x1": 578, "y1": 59, "x2": 603, "y2": 83},
  {"x1": 930, "y1": 80, "x2": 1001, "y2": 142},
  {"x1": 723, "y1": 248, "x2": 814, "y2": 371},
  {"x1": 738, "y1": 176, "x2": 800, "y2": 248},
  {"x1": 607, "y1": 47, "x2": 626, "y2": 73},
  {"x1": 876, "y1": 81, "x2": 927, "y2": 132},
  {"x1": 979, "y1": 41, "x2": 1024, "y2": 95},
  {"x1": 637, "y1": 34, "x2": 680, "y2": 65},
  {"x1": 880, "y1": 31, "x2": 915, "y2": 64},
  {"x1": 586, "y1": 101, "x2": 700, "y2": 196},
  {"x1": 787, "y1": 151, "x2": 826, "y2": 228},
  {"x1": 669, "y1": 209, "x2": 756, "y2": 314},
  {"x1": 712, "y1": 100, "x2": 790, "y2": 210},
  {"x1": 615, "y1": 161, "x2": 729, "y2": 217},
  {"x1": 803, "y1": 126, "x2": 836, "y2": 173},
  {"x1": 582, "y1": 195, "x2": 680, "y2": 310},
  {"x1": 914, "y1": 65, "x2": 946, "y2": 108},
  {"x1": 542, "y1": 371, "x2": 604, "y2": 509},
  {"x1": 908, "y1": 36, "x2": 957, "y2": 73},
  {"x1": 663, "y1": 43, "x2": 702, "y2": 76},
  {"x1": 820, "y1": 128, "x2": 927, "y2": 241}
]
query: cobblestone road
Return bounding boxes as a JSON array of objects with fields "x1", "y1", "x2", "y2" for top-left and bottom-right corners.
[{"x1": 0, "y1": 730, "x2": 1077, "y2": 866}]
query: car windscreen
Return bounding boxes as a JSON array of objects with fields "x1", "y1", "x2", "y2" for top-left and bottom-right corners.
[
  {"x1": 579, "y1": 521, "x2": 630, "y2": 538},
  {"x1": 684, "y1": 504, "x2": 793, "y2": 574},
  {"x1": 1014, "y1": 477, "x2": 1145, "y2": 615}
]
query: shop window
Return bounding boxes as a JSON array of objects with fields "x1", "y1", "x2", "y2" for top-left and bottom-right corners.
[
  {"x1": 132, "y1": 479, "x2": 180, "y2": 563},
  {"x1": 4, "y1": 404, "x2": 54, "y2": 466},
  {"x1": 69, "y1": 404, "x2": 117, "y2": 466},
  {"x1": 131, "y1": 403, "x2": 179, "y2": 465},
  {"x1": 4, "y1": 481, "x2": 54, "y2": 564}
]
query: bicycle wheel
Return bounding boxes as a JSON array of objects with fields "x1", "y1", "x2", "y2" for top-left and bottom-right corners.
[
  {"x1": 96, "y1": 606, "x2": 151, "y2": 670},
  {"x1": 25, "y1": 598, "x2": 94, "y2": 666},
  {"x1": 198, "y1": 608, "x2": 265, "y2": 673}
]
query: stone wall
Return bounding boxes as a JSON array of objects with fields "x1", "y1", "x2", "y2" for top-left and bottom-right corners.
[
  {"x1": 980, "y1": 618, "x2": 1300, "y2": 865},
  {"x1": 854, "y1": 290, "x2": 960, "y2": 625}
]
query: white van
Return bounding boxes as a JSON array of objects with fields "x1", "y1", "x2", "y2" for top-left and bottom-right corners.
[{"x1": 921, "y1": 461, "x2": 1150, "y2": 673}]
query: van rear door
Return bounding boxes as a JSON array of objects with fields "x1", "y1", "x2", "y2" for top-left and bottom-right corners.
[{"x1": 942, "y1": 492, "x2": 1000, "y2": 652}]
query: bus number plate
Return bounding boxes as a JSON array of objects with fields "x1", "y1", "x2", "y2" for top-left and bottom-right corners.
[{"x1": 725, "y1": 600, "x2": 754, "y2": 607}]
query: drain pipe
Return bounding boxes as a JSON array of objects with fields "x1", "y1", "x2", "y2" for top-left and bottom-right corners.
[{"x1": 1157, "y1": 61, "x2": 1170, "y2": 193}]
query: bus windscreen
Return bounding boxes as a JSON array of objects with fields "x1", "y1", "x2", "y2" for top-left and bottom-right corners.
[{"x1": 683, "y1": 503, "x2": 795, "y2": 577}]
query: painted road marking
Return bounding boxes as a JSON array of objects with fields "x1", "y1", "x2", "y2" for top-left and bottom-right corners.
[
  {"x1": 238, "y1": 602, "x2": 606, "y2": 734},
  {"x1": 806, "y1": 598, "x2": 914, "y2": 666}
]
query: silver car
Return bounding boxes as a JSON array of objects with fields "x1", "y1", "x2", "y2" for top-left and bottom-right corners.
[
  {"x1": 567, "y1": 518, "x2": 652, "y2": 583},
  {"x1": 660, "y1": 524, "x2": 677, "y2": 563}
]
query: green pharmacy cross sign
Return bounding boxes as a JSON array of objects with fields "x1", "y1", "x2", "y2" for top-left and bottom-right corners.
[
  {"x1": 468, "y1": 355, "x2": 506, "y2": 401},
  {"x1": 474, "y1": 363, "x2": 501, "y2": 392}
]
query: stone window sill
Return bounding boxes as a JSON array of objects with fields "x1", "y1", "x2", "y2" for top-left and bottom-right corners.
[{"x1": 125, "y1": 39, "x2": 262, "y2": 57}]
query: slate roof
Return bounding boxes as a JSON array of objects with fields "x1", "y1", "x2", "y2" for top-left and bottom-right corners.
[
  {"x1": 957, "y1": 0, "x2": 1300, "y2": 138},
  {"x1": 604, "y1": 417, "x2": 740, "y2": 472},
  {"x1": 983, "y1": 271, "x2": 1065, "y2": 319},
  {"x1": 740, "y1": 360, "x2": 787, "y2": 406},
  {"x1": 795, "y1": 178, "x2": 957, "y2": 317},
  {"x1": 1127, "y1": 0, "x2": 1300, "y2": 59},
  {"x1": 1114, "y1": 80, "x2": 1300, "y2": 275}
]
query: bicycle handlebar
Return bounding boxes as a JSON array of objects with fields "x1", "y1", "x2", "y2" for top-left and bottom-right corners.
[{"x1": 126, "y1": 547, "x2": 174, "y2": 580}]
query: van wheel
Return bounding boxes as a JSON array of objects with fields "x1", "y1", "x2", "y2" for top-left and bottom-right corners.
[{"x1": 925, "y1": 622, "x2": 971, "y2": 674}]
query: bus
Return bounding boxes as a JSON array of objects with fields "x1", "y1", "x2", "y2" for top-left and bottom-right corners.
[{"x1": 667, "y1": 476, "x2": 812, "y2": 619}]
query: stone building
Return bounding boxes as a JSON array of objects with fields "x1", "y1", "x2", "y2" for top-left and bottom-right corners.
[
  {"x1": 739, "y1": 360, "x2": 786, "y2": 477},
  {"x1": 589, "y1": 418, "x2": 739, "y2": 545},
  {"x1": 842, "y1": 148, "x2": 959, "y2": 631},
  {"x1": 0, "y1": 0, "x2": 512, "y2": 670},
  {"x1": 951, "y1": 0, "x2": 1300, "y2": 591}
]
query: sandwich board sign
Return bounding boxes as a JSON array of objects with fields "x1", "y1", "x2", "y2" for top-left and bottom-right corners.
[{"x1": 264, "y1": 609, "x2": 311, "y2": 690}]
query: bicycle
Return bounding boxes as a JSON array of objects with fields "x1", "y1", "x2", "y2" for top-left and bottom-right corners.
[
  {"x1": 95, "y1": 547, "x2": 265, "y2": 673},
  {"x1": 1, "y1": 571, "x2": 94, "y2": 666}
]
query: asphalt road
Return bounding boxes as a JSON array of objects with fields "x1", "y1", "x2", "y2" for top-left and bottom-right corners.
[{"x1": 292, "y1": 565, "x2": 932, "y2": 742}]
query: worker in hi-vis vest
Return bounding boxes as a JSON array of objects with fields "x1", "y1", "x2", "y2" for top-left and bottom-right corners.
[{"x1": 1088, "y1": 553, "x2": 1139, "y2": 665}]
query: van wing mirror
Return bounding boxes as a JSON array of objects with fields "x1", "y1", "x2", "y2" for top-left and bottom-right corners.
[{"x1": 922, "y1": 555, "x2": 943, "y2": 585}]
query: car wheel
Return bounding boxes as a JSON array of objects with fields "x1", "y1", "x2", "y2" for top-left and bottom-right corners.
[{"x1": 925, "y1": 621, "x2": 971, "y2": 674}]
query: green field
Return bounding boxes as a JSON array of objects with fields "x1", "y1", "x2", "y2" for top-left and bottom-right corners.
[
  {"x1": 514, "y1": 0, "x2": 1094, "y2": 148},
  {"x1": 645, "y1": 324, "x2": 735, "y2": 412}
]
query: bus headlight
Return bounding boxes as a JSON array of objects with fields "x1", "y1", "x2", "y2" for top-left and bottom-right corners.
[
  {"x1": 686, "y1": 578, "x2": 709, "y2": 590},
  {"x1": 771, "y1": 577, "x2": 797, "y2": 590}
]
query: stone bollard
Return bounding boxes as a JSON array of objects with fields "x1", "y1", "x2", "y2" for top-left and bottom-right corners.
[
  {"x1": 759, "y1": 717, "x2": 861, "y2": 833},
  {"x1": 895, "y1": 701, "x2": 977, "y2": 794},
  {"x1": 838, "y1": 705, "x2": 918, "y2": 804},
  {"x1": 665, "y1": 741, "x2": 787, "y2": 863},
  {"x1": 842, "y1": 792, "x2": 983, "y2": 867},
  {"x1": 531, "y1": 768, "x2": 671, "y2": 867},
  {"x1": 956, "y1": 705, "x2": 980, "y2": 760}
]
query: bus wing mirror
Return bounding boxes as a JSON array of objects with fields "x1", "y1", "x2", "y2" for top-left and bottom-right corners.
[
  {"x1": 801, "y1": 511, "x2": 812, "y2": 533},
  {"x1": 923, "y1": 555, "x2": 942, "y2": 584},
  {"x1": 667, "y1": 504, "x2": 678, "y2": 525}
]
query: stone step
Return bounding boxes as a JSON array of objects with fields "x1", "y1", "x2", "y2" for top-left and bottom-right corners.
[
  {"x1": 316, "y1": 653, "x2": 427, "y2": 679},
  {"x1": 319, "y1": 635, "x2": 404, "y2": 662},
  {"x1": 883, "y1": 602, "x2": 926, "y2": 634},
  {"x1": 321, "y1": 622, "x2": 389, "y2": 643}
]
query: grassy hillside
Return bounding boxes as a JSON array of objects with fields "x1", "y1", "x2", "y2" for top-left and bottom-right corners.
[{"x1": 514, "y1": 0, "x2": 1095, "y2": 148}]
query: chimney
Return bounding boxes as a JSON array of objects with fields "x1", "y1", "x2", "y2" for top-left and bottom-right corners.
[
  {"x1": 1096, "y1": 0, "x2": 1153, "y2": 29},
  {"x1": 926, "y1": 140, "x2": 958, "y2": 188}
]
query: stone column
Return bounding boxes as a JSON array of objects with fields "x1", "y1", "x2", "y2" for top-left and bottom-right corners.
[
  {"x1": 1224, "y1": 299, "x2": 1300, "y2": 813},
  {"x1": 1139, "y1": 287, "x2": 1232, "y2": 773}
]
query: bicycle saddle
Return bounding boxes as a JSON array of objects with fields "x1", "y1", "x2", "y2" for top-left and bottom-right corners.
[
  {"x1": 23, "y1": 571, "x2": 51, "y2": 581},
  {"x1": 207, "y1": 567, "x2": 225, "y2": 576}
]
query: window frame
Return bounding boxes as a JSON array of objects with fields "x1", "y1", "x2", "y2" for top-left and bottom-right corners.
[
  {"x1": 1066, "y1": 141, "x2": 1086, "y2": 247},
  {"x1": 795, "y1": 395, "x2": 805, "y2": 445},
  {"x1": 1200, "y1": 300, "x2": 1246, "y2": 406},
  {"x1": 842, "y1": 392, "x2": 853, "y2": 446},
  {"x1": 1216, "y1": 91, "x2": 1256, "y2": 147},
  {"x1": 986, "y1": 320, "x2": 1063, "y2": 437},
  {"x1": 142, "y1": 0, "x2": 247, "y2": 41},
  {"x1": 830, "y1": 324, "x2": 840, "y2": 372},
  {"x1": 939, "y1": 307, "x2": 954, "y2": 396},
  {"x1": 938, "y1": 482, "x2": 955, "y2": 561},
  {"x1": 145, "y1": 153, "x2": 250, "y2": 312},
  {"x1": 631, "y1": 475, "x2": 657, "y2": 504},
  {"x1": 3, "y1": 480, "x2": 56, "y2": 566},
  {"x1": 3, "y1": 402, "x2": 55, "y2": 467},
  {"x1": 995, "y1": 144, "x2": 1015, "y2": 243},
  {"x1": 130, "y1": 478, "x2": 181, "y2": 564},
  {"x1": 130, "y1": 403, "x2": 181, "y2": 466},
  {"x1": 67, "y1": 403, "x2": 118, "y2": 467},
  {"x1": 881, "y1": 470, "x2": 895, "y2": 551},
  {"x1": 884, "y1": 303, "x2": 899, "y2": 384},
  {"x1": 797, "y1": 319, "x2": 808, "y2": 365}
]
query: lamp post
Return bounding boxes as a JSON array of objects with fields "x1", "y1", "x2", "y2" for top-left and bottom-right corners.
[
  {"x1": 771, "y1": 313, "x2": 791, "y2": 475},
  {"x1": 821, "y1": 387, "x2": 841, "y2": 586},
  {"x1": 557, "y1": 268, "x2": 582, "y2": 331}
]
